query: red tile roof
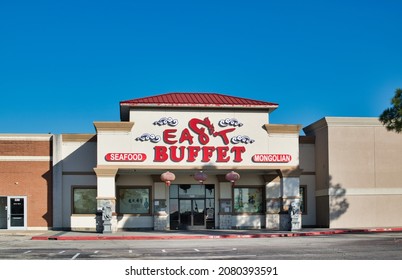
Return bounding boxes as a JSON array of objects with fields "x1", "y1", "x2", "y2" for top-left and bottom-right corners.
[
  {"x1": 120, "y1": 92, "x2": 278, "y2": 108},
  {"x1": 120, "y1": 93, "x2": 278, "y2": 121}
]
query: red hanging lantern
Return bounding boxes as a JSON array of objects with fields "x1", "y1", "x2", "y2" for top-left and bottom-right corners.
[
  {"x1": 160, "y1": 171, "x2": 175, "y2": 187},
  {"x1": 225, "y1": 171, "x2": 240, "y2": 186},
  {"x1": 194, "y1": 171, "x2": 208, "y2": 184}
]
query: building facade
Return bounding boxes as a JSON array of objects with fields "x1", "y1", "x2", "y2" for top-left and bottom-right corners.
[
  {"x1": 0, "y1": 134, "x2": 53, "y2": 230},
  {"x1": 1, "y1": 93, "x2": 402, "y2": 231},
  {"x1": 303, "y1": 117, "x2": 402, "y2": 228}
]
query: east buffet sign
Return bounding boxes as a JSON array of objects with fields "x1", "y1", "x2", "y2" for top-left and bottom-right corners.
[{"x1": 105, "y1": 116, "x2": 292, "y2": 164}]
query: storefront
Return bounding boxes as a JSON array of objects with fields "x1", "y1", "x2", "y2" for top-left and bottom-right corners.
[
  {"x1": 81, "y1": 93, "x2": 301, "y2": 232},
  {"x1": 3, "y1": 92, "x2": 402, "y2": 232}
]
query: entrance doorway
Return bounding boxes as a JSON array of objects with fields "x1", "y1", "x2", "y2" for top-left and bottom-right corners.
[
  {"x1": 169, "y1": 184, "x2": 214, "y2": 230},
  {"x1": 179, "y1": 199, "x2": 205, "y2": 229},
  {"x1": 0, "y1": 196, "x2": 27, "y2": 230},
  {"x1": 0, "y1": 197, "x2": 6, "y2": 229}
]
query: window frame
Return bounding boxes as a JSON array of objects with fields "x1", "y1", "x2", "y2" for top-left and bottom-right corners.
[
  {"x1": 71, "y1": 186, "x2": 97, "y2": 215},
  {"x1": 116, "y1": 186, "x2": 152, "y2": 215},
  {"x1": 299, "y1": 185, "x2": 307, "y2": 215},
  {"x1": 232, "y1": 186, "x2": 264, "y2": 214}
]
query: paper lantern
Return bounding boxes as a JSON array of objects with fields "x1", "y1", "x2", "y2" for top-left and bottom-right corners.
[
  {"x1": 160, "y1": 171, "x2": 175, "y2": 187},
  {"x1": 225, "y1": 171, "x2": 240, "y2": 186},
  {"x1": 194, "y1": 171, "x2": 208, "y2": 184}
]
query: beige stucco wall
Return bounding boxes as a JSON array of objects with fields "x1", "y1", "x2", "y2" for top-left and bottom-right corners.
[
  {"x1": 329, "y1": 125, "x2": 376, "y2": 188},
  {"x1": 374, "y1": 126, "x2": 402, "y2": 187},
  {"x1": 299, "y1": 137, "x2": 316, "y2": 226},
  {"x1": 61, "y1": 135, "x2": 97, "y2": 173},
  {"x1": 58, "y1": 135, "x2": 97, "y2": 230},
  {"x1": 305, "y1": 117, "x2": 402, "y2": 228}
]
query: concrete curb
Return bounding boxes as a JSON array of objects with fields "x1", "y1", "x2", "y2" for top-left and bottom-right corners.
[{"x1": 30, "y1": 227, "x2": 402, "y2": 241}]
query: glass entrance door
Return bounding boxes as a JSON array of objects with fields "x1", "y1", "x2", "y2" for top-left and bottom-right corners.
[
  {"x1": 192, "y1": 199, "x2": 205, "y2": 226},
  {"x1": 0, "y1": 197, "x2": 7, "y2": 229},
  {"x1": 7, "y1": 197, "x2": 27, "y2": 229},
  {"x1": 179, "y1": 200, "x2": 192, "y2": 227},
  {"x1": 170, "y1": 184, "x2": 214, "y2": 230},
  {"x1": 179, "y1": 199, "x2": 205, "y2": 229}
]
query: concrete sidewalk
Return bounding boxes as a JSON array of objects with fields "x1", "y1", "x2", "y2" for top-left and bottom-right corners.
[{"x1": 18, "y1": 227, "x2": 402, "y2": 241}]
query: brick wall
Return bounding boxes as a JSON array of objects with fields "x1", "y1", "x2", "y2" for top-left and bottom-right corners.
[
  {"x1": 0, "y1": 140, "x2": 52, "y2": 156},
  {"x1": 0, "y1": 138, "x2": 52, "y2": 228}
]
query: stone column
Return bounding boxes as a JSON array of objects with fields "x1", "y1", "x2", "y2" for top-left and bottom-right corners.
[
  {"x1": 94, "y1": 167, "x2": 118, "y2": 233},
  {"x1": 217, "y1": 175, "x2": 232, "y2": 229},
  {"x1": 152, "y1": 177, "x2": 169, "y2": 231},
  {"x1": 279, "y1": 168, "x2": 302, "y2": 231}
]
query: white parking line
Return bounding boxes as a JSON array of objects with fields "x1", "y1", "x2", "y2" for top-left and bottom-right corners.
[
  {"x1": 194, "y1": 249, "x2": 200, "y2": 252},
  {"x1": 162, "y1": 255, "x2": 258, "y2": 260},
  {"x1": 23, "y1": 250, "x2": 31, "y2": 254},
  {"x1": 94, "y1": 251, "x2": 99, "y2": 254},
  {"x1": 58, "y1": 251, "x2": 65, "y2": 254},
  {"x1": 161, "y1": 249, "x2": 167, "y2": 253},
  {"x1": 71, "y1": 253, "x2": 80, "y2": 260}
]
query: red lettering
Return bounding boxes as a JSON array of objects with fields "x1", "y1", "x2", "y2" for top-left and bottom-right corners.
[
  {"x1": 163, "y1": 129, "x2": 177, "y2": 144},
  {"x1": 230, "y1": 146, "x2": 246, "y2": 162},
  {"x1": 154, "y1": 146, "x2": 168, "y2": 162},
  {"x1": 169, "y1": 146, "x2": 186, "y2": 162},
  {"x1": 178, "y1": 128, "x2": 194, "y2": 145},
  {"x1": 105, "y1": 153, "x2": 146, "y2": 162},
  {"x1": 201, "y1": 146, "x2": 216, "y2": 162},
  {"x1": 252, "y1": 154, "x2": 292, "y2": 163},
  {"x1": 216, "y1": 146, "x2": 230, "y2": 162},
  {"x1": 187, "y1": 146, "x2": 201, "y2": 162},
  {"x1": 188, "y1": 118, "x2": 213, "y2": 145},
  {"x1": 154, "y1": 145, "x2": 246, "y2": 163},
  {"x1": 213, "y1": 128, "x2": 236, "y2": 145}
]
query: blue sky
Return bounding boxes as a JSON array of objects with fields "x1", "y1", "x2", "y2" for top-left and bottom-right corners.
[{"x1": 1, "y1": 0, "x2": 401, "y2": 134}]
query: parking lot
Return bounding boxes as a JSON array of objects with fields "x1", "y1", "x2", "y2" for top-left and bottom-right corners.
[{"x1": 1, "y1": 231, "x2": 402, "y2": 260}]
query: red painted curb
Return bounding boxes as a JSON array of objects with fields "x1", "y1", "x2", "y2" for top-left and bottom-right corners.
[{"x1": 30, "y1": 227, "x2": 402, "y2": 241}]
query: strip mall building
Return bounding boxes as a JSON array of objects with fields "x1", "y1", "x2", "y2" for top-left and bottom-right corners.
[{"x1": 1, "y1": 93, "x2": 402, "y2": 231}]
